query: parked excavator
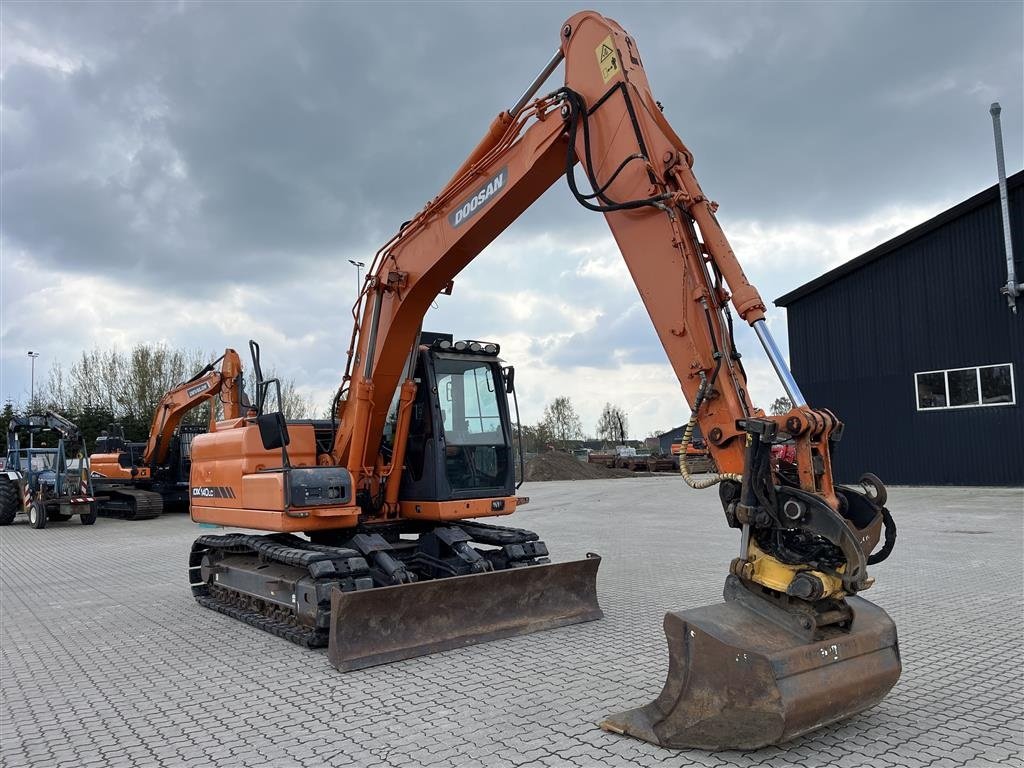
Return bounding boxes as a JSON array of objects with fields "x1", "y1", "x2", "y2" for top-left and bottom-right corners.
[
  {"x1": 187, "y1": 10, "x2": 899, "y2": 750},
  {"x1": 90, "y1": 349, "x2": 248, "y2": 519}
]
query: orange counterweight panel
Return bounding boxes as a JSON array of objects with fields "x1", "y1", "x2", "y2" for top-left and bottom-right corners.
[
  {"x1": 189, "y1": 423, "x2": 360, "y2": 531},
  {"x1": 89, "y1": 454, "x2": 149, "y2": 480},
  {"x1": 399, "y1": 496, "x2": 518, "y2": 522}
]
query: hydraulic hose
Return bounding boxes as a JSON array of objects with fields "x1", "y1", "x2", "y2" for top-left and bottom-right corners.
[
  {"x1": 867, "y1": 506, "x2": 897, "y2": 565},
  {"x1": 677, "y1": 413, "x2": 741, "y2": 489},
  {"x1": 678, "y1": 369, "x2": 741, "y2": 490}
]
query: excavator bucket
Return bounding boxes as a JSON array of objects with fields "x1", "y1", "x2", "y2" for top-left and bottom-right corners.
[
  {"x1": 601, "y1": 577, "x2": 900, "y2": 750},
  {"x1": 328, "y1": 555, "x2": 603, "y2": 671}
]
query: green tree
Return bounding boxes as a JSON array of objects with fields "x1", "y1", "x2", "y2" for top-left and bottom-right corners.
[
  {"x1": 36, "y1": 343, "x2": 312, "y2": 448},
  {"x1": 44, "y1": 344, "x2": 209, "y2": 425},
  {"x1": 596, "y1": 403, "x2": 628, "y2": 443},
  {"x1": 541, "y1": 396, "x2": 583, "y2": 448},
  {"x1": 517, "y1": 421, "x2": 554, "y2": 453},
  {"x1": 245, "y1": 370, "x2": 314, "y2": 420},
  {"x1": 770, "y1": 396, "x2": 792, "y2": 416}
]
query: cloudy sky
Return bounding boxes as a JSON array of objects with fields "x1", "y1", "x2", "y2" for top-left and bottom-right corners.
[{"x1": 2, "y1": 1, "x2": 1021, "y2": 437}]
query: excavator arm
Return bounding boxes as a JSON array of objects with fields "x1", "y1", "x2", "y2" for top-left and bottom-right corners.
[
  {"x1": 141, "y1": 349, "x2": 248, "y2": 468},
  {"x1": 334, "y1": 10, "x2": 887, "y2": 586}
]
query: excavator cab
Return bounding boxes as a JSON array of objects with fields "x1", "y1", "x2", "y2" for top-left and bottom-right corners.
[{"x1": 398, "y1": 334, "x2": 515, "y2": 502}]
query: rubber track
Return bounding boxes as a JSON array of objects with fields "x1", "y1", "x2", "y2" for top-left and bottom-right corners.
[
  {"x1": 190, "y1": 533, "x2": 369, "y2": 648},
  {"x1": 195, "y1": 591, "x2": 325, "y2": 647},
  {"x1": 98, "y1": 489, "x2": 162, "y2": 520},
  {"x1": 454, "y1": 520, "x2": 539, "y2": 545}
]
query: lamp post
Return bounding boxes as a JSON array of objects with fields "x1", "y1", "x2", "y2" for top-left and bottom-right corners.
[
  {"x1": 348, "y1": 259, "x2": 365, "y2": 296},
  {"x1": 27, "y1": 351, "x2": 39, "y2": 405}
]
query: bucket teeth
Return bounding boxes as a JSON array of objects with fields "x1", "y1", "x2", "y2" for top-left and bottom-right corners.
[{"x1": 601, "y1": 578, "x2": 900, "y2": 750}]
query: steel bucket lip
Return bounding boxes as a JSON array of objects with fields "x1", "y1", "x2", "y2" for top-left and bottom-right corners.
[
  {"x1": 600, "y1": 584, "x2": 901, "y2": 751},
  {"x1": 328, "y1": 554, "x2": 603, "y2": 671}
]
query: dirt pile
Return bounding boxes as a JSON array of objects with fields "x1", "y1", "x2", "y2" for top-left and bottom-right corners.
[{"x1": 523, "y1": 451, "x2": 637, "y2": 482}]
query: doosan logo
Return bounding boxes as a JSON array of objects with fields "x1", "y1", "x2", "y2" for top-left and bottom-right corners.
[
  {"x1": 187, "y1": 382, "x2": 211, "y2": 398},
  {"x1": 449, "y1": 167, "x2": 508, "y2": 228}
]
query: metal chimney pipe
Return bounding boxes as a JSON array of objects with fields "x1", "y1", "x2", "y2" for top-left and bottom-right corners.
[{"x1": 990, "y1": 102, "x2": 1022, "y2": 313}]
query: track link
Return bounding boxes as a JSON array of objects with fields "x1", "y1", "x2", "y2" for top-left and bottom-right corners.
[
  {"x1": 196, "y1": 587, "x2": 325, "y2": 647},
  {"x1": 98, "y1": 488, "x2": 163, "y2": 520}
]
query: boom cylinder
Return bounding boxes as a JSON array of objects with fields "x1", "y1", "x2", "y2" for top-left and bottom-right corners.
[{"x1": 444, "y1": 49, "x2": 563, "y2": 195}]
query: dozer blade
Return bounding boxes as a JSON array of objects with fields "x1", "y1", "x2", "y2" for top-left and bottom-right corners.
[
  {"x1": 328, "y1": 555, "x2": 602, "y2": 671},
  {"x1": 601, "y1": 577, "x2": 900, "y2": 750}
]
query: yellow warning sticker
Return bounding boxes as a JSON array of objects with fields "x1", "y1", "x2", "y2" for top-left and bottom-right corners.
[{"x1": 595, "y1": 35, "x2": 619, "y2": 83}]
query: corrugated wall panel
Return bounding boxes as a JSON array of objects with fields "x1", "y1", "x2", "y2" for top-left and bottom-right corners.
[{"x1": 785, "y1": 183, "x2": 1024, "y2": 486}]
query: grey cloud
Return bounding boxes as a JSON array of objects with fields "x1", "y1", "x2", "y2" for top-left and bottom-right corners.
[
  {"x1": 4, "y1": 1, "x2": 1021, "y2": 291},
  {"x1": 530, "y1": 302, "x2": 665, "y2": 370}
]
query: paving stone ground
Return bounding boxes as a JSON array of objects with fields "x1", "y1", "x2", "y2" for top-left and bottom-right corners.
[{"x1": 1, "y1": 479, "x2": 1022, "y2": 768}]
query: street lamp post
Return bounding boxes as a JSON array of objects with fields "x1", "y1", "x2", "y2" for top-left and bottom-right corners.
[
  {"x1": 348, "y1": 259, "x2": 365, "y2": 297},
  {"x1": 27, "y1": 351, "x2": 40, "y2": 405}
]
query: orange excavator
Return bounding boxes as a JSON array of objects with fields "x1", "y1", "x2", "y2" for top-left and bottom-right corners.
[
  {"x1": 90, "y1": 349, "x2": 248, "y2": 519},
  {"x1": 187, "y1": 10, "x2": 900, "y2": 750}
]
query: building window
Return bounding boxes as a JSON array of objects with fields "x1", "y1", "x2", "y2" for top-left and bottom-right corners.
[
  {"x1": 915, "y1": 364, "x2": 1015, "y2": 411},
  {"x1": 916, "y1": 371, "x2": 947, "y2": 408}
]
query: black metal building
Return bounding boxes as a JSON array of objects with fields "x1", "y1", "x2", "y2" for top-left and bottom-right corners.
[
  {"x1": 656, "y1": 424, "x2": 706, "y2": 456},
  {"x1": 776, "y1": 171, "x2": 1023, "y2": 486},
  {"x1": 656, "y1": 426, "x2": 686, "y2": 457}
]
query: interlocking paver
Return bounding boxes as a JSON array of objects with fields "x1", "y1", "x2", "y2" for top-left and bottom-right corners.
[{"x1": 1, "y1": 481, "x2": 1022, "y2": 768}]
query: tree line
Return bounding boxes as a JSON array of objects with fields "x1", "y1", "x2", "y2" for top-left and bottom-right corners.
[
  {"x1": 6, "y1": 343, "x2": 313, "y2": 449},
  {"x1": 515, "y1": 395, "x2": 794, "y2": 454},
  {"x1": 516, "y1": 398, "x2": 640, "y2": 453},
  {"x1": 4, "y1": 341, "x2": 695, "y2": 455}
]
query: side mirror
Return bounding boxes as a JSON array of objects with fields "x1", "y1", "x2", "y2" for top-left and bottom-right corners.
[
  {"x1": 503, "y1": 366, "x2": 516, "y2": 394},
  {"x1": 257, "y1": 412, "x2": 290, "y2": 451}
]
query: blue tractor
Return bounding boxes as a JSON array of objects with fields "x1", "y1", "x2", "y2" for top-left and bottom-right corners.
[{"x1": 0, "y1": 411, "x2": 100, "y2": 528}]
